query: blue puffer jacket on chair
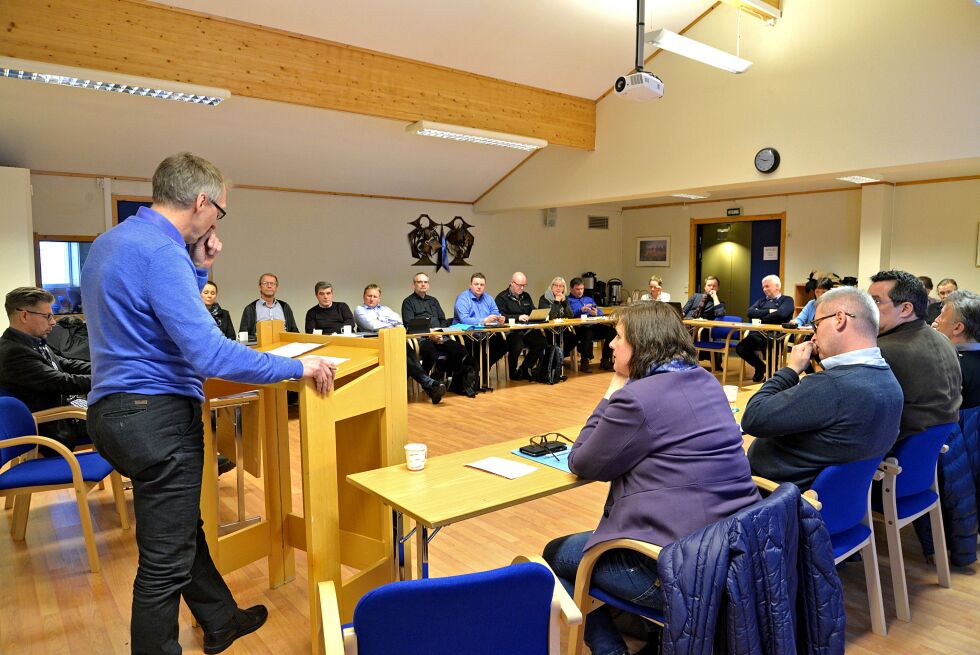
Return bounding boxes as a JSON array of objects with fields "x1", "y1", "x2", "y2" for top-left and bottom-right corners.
[
  {"x1": 913, "y1": 406, "x2": 980, "y2": 566},
  {"x1": 658, "y1": 484, "x2": 845, "y2": 655}
]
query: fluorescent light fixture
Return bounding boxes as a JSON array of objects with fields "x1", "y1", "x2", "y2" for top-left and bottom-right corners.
[
  {"x1": 672, "y1": 193, "x2": 710, "y2": 199},
  {"x1": 407, "y1": 120, "x2": 547, "y2": 152},
  {"x1": 836, "y1": 175, "x2": 881, "y2": 184},
  {"x1": 719, "y1": 0, "x2": 781, "y2": 21},
  {"x1": 645, "y1": 29, "x2": 753, "y2": 74},
  {"x1": 0, "y1": 56, "x2": 230, "y2": 106}
]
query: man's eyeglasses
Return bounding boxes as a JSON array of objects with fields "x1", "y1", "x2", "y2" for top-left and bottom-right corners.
[
  {"x1": 22, "y1": 309, "x2": 55, "y2": 321},
  {"x1": 208, "y1": 197, "x2": 226, "y2": 221},
  {"x1": 811, "y1": 311, "x2": 855, "y2": 329}
]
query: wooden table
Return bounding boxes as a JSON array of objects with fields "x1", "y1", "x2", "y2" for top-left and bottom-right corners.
[
  {"x1": 347, "y1": 424, "x2": 589, "y2": 580},
  {"x1": 346, "y1": 385, "x2": 762, "y2": 582},
  {"x1": 683, "y1": 319, "x2": 812, "y2": 382}
]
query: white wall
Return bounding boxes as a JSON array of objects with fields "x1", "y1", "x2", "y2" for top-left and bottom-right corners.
[
  {"x1": 621, "y1": 189, "x2": 862, "y2": 299},
  {"x1": 890, "y1": 179, "x2": 980, "y2": 287},
  {"x1": 477, "y1": 0, "x2": 980, "y2": 211},
  {"x1": 0, "y1": 167, "x2": 36, "y2": 331},
  {"x1": 27, "y1": 174, "x2": 624, "y2": 325}
]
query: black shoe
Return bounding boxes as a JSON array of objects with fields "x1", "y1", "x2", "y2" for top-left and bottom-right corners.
[
  {"x1": 203, "y1": 605, "x2": 268, "y2": 654},
  {"x1": 599, "y1": 359, "x2": 614, "y2": 371},
  {"x1": 752, "y1": 369, "x2": 765, "y2": 383},
  {"x1": 217, "y1": 455, "x2": 235, "y2": 476},
  {"x1": 579, "y1": 359, "x2": 593, "y2": 373},
  {"x1": 426, "y1": 382, "x2": 446, "y2": 404}
]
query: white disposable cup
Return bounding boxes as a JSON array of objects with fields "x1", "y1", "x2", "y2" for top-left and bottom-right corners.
[
  {"x1": 237, "y1": 331, "x2": 249, "y2": 343},
  {"x1": 342, "y1": 325, "x2": 353, "y2": 335},
  {"x1": 508, "y1": 318, "x2": 516, "y2": 326},
  {"x1": 751, "y1": 318, "x2": 762, "y2": 326},
  {"x1": 312, "y1": 329, "x2": 323, "y2": 335},
  {"x1": 723, "y1": 385, "x2": 739, "y2": 404},
  {"x1": 405, "y1": 443, "x2": 427, "y2": 471}
]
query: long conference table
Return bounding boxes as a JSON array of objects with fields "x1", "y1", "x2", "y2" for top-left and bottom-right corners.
[
  {"x1": 347, "y1": 386, "x2": 762, "y2": 581},
  {"x1": 410, "y1": 314, "x2": 811, "y2": 388}
]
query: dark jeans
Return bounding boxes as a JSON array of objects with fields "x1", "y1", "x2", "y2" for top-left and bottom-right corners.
[
  {"x1": 506, "y1": 328, "x2": 546, "y2": 374},
  {"x1": 406, "y1": 344, "x2": 436, "y2": 389},
  {"x1": 543, "y1": 531, "x2": 663, "y2": 655},
  {"x1": 417, "y1": 337, "x2": 467, "y2": 376},
  {"x1": 576, "y1": 324, "x2": 615, "y2": 362},
  {"x1": 89, "y1": 393, "x2": 237, "y2": 655},
  {"x1": 735, "y1": 331, "x2": 771, "y2": 373}
]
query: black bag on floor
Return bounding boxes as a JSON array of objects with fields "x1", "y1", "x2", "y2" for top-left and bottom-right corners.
[
  {"x1": 533, "y1": 345, "x2": 566, "y2": 385},
  {"x1": 448, "y1": 359, "x2": 478, "y2": 397}
]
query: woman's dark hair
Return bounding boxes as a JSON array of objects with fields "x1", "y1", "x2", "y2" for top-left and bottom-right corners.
[
  {"x1": 203, "y1": 280, "x2": 218, "y2": 292},
  {"x1": 870, "y1": 269, "x2": 928, "y2": 320},
  {"x1": 615, "y1": 301, "x2": 695, "y2": 378},
  {"x1": 814, "y1": 277, "x2": 834, "y2": 291}
]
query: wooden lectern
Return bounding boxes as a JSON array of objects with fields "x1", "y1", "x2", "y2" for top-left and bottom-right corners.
[{"x1": 199, "y1": 320, "x2": 408, "y2": 653}]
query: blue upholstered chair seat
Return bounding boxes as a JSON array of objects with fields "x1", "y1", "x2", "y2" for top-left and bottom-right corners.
[
  {"x1": 827, "y1": 523, "x2": 871, "y2": 560},
  {"x1": 0, "y1": 451, "x2": 114, "y2": 490},
  {"x1": 588, "y1": 585, "x2": 665, "y2": 624},
  {"x1": 692, "y1": 341, "x2": 726, "y2": 351}
]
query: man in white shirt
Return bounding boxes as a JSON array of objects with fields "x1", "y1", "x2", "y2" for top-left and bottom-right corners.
[{"x1": 355, "y1": 284, "x2": 446, "y2": 403}]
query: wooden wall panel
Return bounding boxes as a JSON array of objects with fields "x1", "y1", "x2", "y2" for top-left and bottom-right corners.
[{"x1": 1, "y1": 0, "x2": 596, "y2": 149}]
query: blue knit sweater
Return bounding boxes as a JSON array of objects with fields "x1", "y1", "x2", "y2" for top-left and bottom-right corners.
[
  {"x1": 82, "y1": 207, "x2": 302, "y2": 403},
  {"x1": 744, "y1": 363, "x2": 903, "y2": 490}
]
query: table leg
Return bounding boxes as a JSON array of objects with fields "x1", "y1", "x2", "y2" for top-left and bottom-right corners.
[{"x1": 393, "y1": 509, "x2": 407, "y2": 581}]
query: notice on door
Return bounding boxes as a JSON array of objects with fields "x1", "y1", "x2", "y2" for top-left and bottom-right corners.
[{"x1": 763, "y1": 246, "x2": 779, "y2": 261}]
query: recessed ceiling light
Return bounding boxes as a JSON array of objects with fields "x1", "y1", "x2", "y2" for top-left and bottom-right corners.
[
  {"x1": 407, "y1": 120, "x2": 547, "y2": 151},
  {"x1": 836, "y1": 175, "x2": 881, "y2": 184},
  {"x1": 672, "y1": 193, "x2": 710, "y2": 199},
  {"x1": 0, "y1": 56, "x2": 230, "y2": 106}
]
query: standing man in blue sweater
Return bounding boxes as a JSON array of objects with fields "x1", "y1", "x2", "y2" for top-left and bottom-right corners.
[
  {"x1": 82, "y1": 153, "x2": 336, "y2": 655},
  {"x1": 743, "y1": 287, "x2": 903, "y2": 490}
]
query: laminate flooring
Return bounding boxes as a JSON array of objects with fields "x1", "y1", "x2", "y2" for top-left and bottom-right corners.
[{"x1": 2, "y1": 365, "x2": 978, "y2": 653}]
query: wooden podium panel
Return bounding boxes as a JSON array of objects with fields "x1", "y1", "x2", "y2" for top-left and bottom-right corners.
[{"x1": 200, "y1": 321, "x2": 408, "y2": 654}]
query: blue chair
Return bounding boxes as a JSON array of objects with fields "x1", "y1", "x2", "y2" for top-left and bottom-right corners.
[
  {"x1": 873, "y1": 423, "x2": 956, "y2": 622},
  {"x1": 320, "y1": 558, "x2": 581, "y2": 655},
  {"x1": 567, "y1": 479, "x2": 825, "y2": 654},
  {"x1": 692, "y1": 314, "x2": 742, "y2": 384},
  {"x1": 0, "y1": 396, "x2": 129, "y2": 573},
  {"x1": 809, "y1": 456, "x2": 888, "y2": 635}
]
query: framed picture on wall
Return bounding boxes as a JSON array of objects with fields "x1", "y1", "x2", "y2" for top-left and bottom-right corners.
[{"x1": 636, "y1": 236, "x2": 670, "y2": 267}]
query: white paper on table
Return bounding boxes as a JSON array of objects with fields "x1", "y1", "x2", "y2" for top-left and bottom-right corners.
[
  {"x1": 265, "y1": 342, "x2": 324, "y2": 358},
  {"x1": 322, "y1": 356, "x2": 349, "y2": 366},
  {"x1": 466, "y1": 456, "x2": 538, "y2": 479}
]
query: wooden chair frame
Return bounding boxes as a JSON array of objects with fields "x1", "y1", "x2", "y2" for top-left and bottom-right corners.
[
  {"x1": 873, "y1": 446, "x2": 952, "y2": 622},
  {"x1": 0, "y1": 407, "x2": 129, "y2": 572}
]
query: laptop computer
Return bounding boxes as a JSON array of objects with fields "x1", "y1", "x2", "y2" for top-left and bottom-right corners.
[
  {"x1": 406, "y1": 317, "x2": 433, "y2": 334},
  {"x1": 524, "y1": 308, "x2": 552, "y2": 324},
  {"x1": 666, "y1": 301, "x2": 684, "y2": 318}
]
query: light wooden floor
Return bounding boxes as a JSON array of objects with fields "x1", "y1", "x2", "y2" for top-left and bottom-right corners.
[{"x1": 2, "y1": 366, "x2": 979, "y2": 654}]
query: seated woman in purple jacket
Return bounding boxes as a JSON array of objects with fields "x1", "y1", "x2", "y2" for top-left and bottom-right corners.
[{"x1": 543, "y1": 301, "x2": 760, "y2": 655}]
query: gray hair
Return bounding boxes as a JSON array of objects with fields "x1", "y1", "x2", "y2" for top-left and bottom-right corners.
[
  {"x1": 152, "y1": 152, "x2": 227, "y2": 209},
  {"x1": 816, "y1": 286, "x2": 879, "y2": 336},
  {"x1": 761, "y1": 274, "x2": 781, "y2": 287},
  {"x1": 314, "y1": 281, "x2": 333, "y2": 294},
  {"x1": 945, "y1": 290, "x2": 980, "y2": 342},
  {"x1": 5, "y1": 286, "x2": 54, "y2": 318},
  {"x1": 549, "y1": 276, "x2": 566, "y2": 290}
]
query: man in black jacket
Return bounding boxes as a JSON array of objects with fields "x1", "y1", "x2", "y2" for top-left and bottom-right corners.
[
  {"x1": 0, "y1": 287, "x2": 91, "y2": 452},
  {"x1": 239, "y1": 273, "x2": 299, "y2": 339},
  {"x1": 735, "y1": 274, "x2": 796, "y2": 382},
  {"x1": 495, "y1": 272, "x2": 547, "y2": 380},
  {"x1": 401, "y1": 273, "x2": 466, "y2": 379}
]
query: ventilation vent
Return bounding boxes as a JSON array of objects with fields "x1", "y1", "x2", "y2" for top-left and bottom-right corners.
[{"x1": 588, "y1": 216, "x2": 609, "y2": 230}]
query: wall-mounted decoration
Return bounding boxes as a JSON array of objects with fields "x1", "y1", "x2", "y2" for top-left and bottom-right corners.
[
  {"x1": 407, "y1": 214, "x2": 475, "y2": 272},
  {"x1": 636, "y1": 236, "x2": 670, "y2": 267}
]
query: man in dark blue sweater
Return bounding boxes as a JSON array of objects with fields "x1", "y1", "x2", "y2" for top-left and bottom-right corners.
[
  {"x1": 735, "y1": 274, "x2": 796, "y2": 382},
  {"x1": 743, "y1": 287, "x2": 903, "y2": 490}
]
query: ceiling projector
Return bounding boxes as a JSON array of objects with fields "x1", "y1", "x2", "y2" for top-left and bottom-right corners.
[{"x1": 614, "y1": 72, "x2": 663, "y2": 100}]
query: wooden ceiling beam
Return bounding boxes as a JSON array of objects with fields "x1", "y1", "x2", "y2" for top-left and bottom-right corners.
[{"x1": 1, "y1": 0, "x2": 596, "y2": 149}]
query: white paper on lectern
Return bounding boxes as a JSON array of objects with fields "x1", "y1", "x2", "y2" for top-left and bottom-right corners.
[{"x1": 466, "y1": 456, "x2": 538, "y2": 479}]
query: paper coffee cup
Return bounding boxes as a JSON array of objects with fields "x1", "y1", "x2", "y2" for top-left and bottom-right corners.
[
  {"x1": 751, "y1": 318, "x2": 762, "y2": 326},
  {"x1": 312, "y1": 329, "x2": 323, "y2": 335},
  {"x1": 342, "y1": 325, "x2": 353, "y2": 335},
  {"x1": 238, "y1": 331, "x2": 249, "y2": 343},
  {"x1": 405, "y1": 443, "x2": 427, "y2": 471},
  {"x1": 723, "y1": 385, "x2": 739, "y2": 404},
  {"x1": 508, "y1": 318, "x2": 516, "y2": 326}
]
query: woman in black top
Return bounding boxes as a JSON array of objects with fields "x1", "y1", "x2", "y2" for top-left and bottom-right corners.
[
  {"x1": 539, "y1": 276, "x2": 578, "y2": 356},
  {"x1": 201, "y1": 280, "x2": 236, "y2": 340}
]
